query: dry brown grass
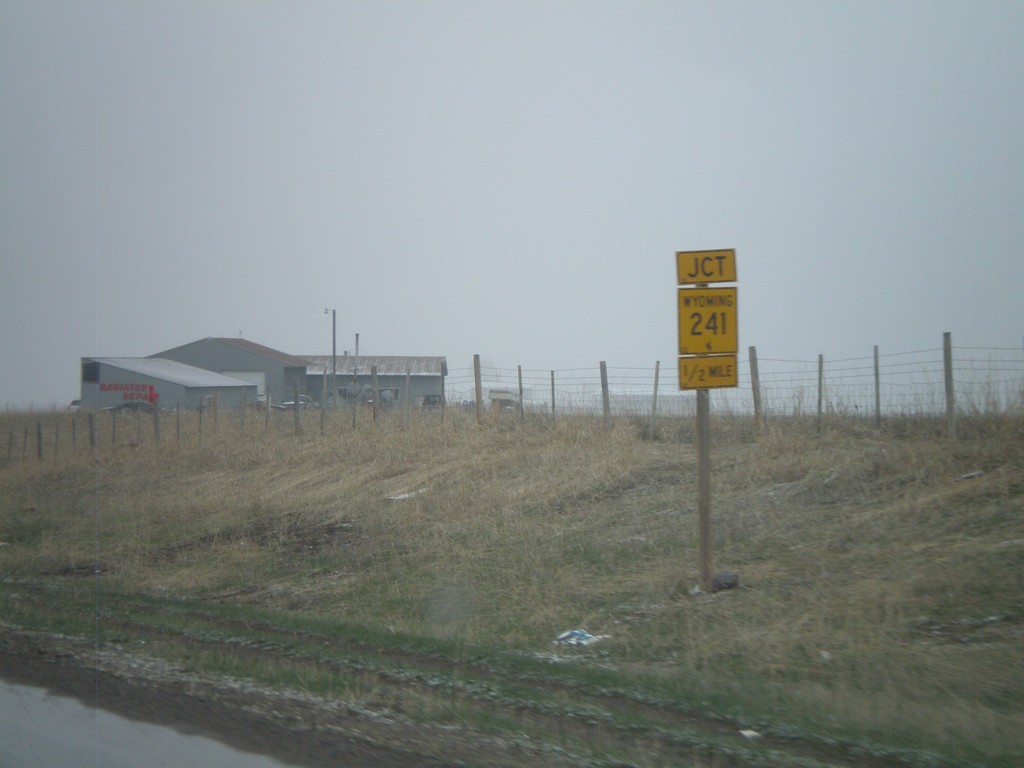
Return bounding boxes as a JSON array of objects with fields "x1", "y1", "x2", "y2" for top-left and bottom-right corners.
[{"x1": 2, "y1": 405, "x2": 1022, "y2": 759}]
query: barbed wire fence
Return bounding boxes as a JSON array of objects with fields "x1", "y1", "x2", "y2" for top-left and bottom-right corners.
[
  {"x1": 446, "y1": 340, "x2": 1024, "y2": 420},
  {"x1": 3, "y1": 337, "x2": 1023, "y2": 464}
]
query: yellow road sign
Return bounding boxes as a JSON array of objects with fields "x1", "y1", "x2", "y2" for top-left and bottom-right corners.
[
  {"x1": 678, "y1": 355, "x2": 738, "y2": 390},
  {"x1": 676, "y1": 249, "x2": 736, "y2": 285},
  {"x1": 678, "y1": 287, "x2": 738, "y2": 355}
]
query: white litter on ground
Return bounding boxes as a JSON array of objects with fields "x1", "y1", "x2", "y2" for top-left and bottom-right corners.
[
  {"x1": 387, "y1": 488, "x2": 428, "y2": 501},
  {"x1": 553, "y1": 629, "x2": 609, "y2": 646}
]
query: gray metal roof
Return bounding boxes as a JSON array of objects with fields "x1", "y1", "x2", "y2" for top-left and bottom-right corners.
[
  {"x1": 150, "y1": 337, "x2": 309, "y2": 367},
  {"x1": 212, "y1": 338, "x2": 310, "y2": 366},
  {"x1": 302, "y1": 356, "x2": 447, "y2": 377},
  {"x1": 87, "y1": 358, "x2": 255, "y2": 388}
]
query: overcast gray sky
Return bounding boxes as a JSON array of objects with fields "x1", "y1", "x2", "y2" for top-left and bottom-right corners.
[{"x1": 2, "y1": 0, "x2": 1021, "y2": 408}]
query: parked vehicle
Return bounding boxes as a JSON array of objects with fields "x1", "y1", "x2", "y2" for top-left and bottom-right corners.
[
  {"x1": 272, "y1": 395, "x2": 313, "y2": 410},
  {"x1": 102, "y1": 401, "x2": 155, "y2": 413}
]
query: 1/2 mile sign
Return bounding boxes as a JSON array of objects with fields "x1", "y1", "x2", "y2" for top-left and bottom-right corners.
[{"x1": 678, "y1": 355, "x2": 737, "y2": 388}]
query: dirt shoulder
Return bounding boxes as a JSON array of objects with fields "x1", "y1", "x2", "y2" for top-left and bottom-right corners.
[{"x1": 0, "y1": 627, "x2": 561, "y2": 768}]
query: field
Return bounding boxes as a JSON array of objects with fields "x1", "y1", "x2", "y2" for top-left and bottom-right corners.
[{"x1": 1, "y1": 406, "x2": 1022, "y2": 767}]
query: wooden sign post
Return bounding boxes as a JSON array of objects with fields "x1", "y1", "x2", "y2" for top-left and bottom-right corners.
[{"x1": 676, "y1": 249, "x2": 738, "y2": 592}]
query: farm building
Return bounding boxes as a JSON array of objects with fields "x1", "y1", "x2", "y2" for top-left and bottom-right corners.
[
  {"x1": 80, "y1": 357, "x2": 257, "y2": 411},
  {"x1": 151, "y1": 337, "x2": 308, "y2": 405},
  {"x1": 303, "y1": 355, "x2": 447, "y2": 407}
]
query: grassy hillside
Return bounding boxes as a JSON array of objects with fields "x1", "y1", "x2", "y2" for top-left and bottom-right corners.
[{"x1": 1, "y1": 407, "x2": 1022, "y2": 766}]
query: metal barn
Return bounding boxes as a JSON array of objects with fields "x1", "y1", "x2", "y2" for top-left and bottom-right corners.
[
  {"x1": 151, "y1": 337, "x2": 309, "y2": 406},
  {"x1": 80, "y1": 357, "x2": 257, "y2": 411}
]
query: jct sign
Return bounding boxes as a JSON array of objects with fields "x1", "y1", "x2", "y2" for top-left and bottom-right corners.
[{"x1": 676, "y1": 249, "x2": 736, "y2": 285}]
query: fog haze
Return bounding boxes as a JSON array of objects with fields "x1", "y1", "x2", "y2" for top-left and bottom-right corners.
[{"x1": 2, "y1": 1, "x2": 1021, "y2": 408}]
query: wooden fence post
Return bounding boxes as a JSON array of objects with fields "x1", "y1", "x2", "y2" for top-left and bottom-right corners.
[
  {"x1": 517, "y1": 365, "x2": 525, "y2": 420},
  {"x1": 550, "y1": 370, "x2": 556, "y2": 426},
  {"x1": 111, "y1": 411, "x2": 117, "y2": 446},
  {"x1": 36, "y1": 422, "x2": 42, "y2": 462},
  {"x1": 748, "y1": 346, "x2": 763, "y2": 432},
  {"x1": 649, "y1": 361, "x2": 660, "y2": 439},
  {"x1": 88, "y1": 413, "x2": 96, "y2": 450},
  {"x1": 53, "y1": 420, "x2": 59, "y2": 462},
  {"x1": 873, "y1": 345, "x2": 881, "y2": 428},
  {"x1": 816, "y1": 354, "x2": 824, "y2": 432},
  {"x1": 371, "y1": 366, "x2": 380, "y2": 426},
  {"x1": 153, "y1": 406, "x2": 161, "y2": 444},
  {"x1": 943, "y1": 331, "x2": 956, "y2": 437},
  {"x1": 320, "y1": 370, "x2": 327, "y2": 435},
  {"x1": 293, "y1": 380, "x2": 302, "y2": 435},
  {"x1": 600, "y1": 361, "x2": 611, "y2": 428},
  {"x1": 474, "y1": 355, "x2": 484, "y2": 425},
  {"x1": 351, "y1": 363, "x2": 358, "y2": 430},
  {"x1": 405, "y1": 367, "x2": 412, "y2": 427},
  {"x1": 9, "y1": 428, "x2": 15, "y2": 460}
]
